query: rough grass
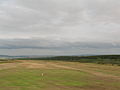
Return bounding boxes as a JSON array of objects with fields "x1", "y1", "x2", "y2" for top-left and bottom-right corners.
[
  {"x1": 0, "y1": 69, "x2": 90, "y2": 89},
  {"x1": 0, "y1": 60, "x2": 119, "y2": 90}
]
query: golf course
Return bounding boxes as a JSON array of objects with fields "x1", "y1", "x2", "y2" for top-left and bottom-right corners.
[{"x1": 0, "y1": 60, "x2": 120, "y2": 90}]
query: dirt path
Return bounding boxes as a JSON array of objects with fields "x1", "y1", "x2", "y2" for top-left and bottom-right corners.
[{"x1": 48, "y1": 62, "x2": 120, "y2": 80}]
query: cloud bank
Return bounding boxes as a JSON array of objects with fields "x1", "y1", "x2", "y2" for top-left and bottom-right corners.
[{"x1": 0, "y1": 0, "x2": 120, "y2": 55}]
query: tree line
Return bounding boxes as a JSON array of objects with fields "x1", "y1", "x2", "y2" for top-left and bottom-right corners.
[{"x1": 17, "y1": 55, "x2": 120, "y2": 66}]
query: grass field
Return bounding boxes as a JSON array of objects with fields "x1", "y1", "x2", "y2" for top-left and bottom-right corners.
[{"x1": 0, "y1": 60, "x2": 120, "y2": 90}]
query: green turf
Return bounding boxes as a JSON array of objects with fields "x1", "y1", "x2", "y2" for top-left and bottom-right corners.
[
  {"x1": 0, "y1": 68, "x2": 92, "y2": 90},
  {"x1": 0, "y1": 61, "x2": 120, "y2": 90}
]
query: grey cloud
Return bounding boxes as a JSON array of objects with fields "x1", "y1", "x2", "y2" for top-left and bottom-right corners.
[
  {"x1": 0, "y1": 38, "x2": 120, "y2": 50},
  {"x1": 0, "y1": 0, "x2": 120, "y2": 55}
]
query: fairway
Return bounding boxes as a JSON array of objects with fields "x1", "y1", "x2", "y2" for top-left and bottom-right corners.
[{"x1": 0, "y1": 60, "x2": 120, "y2": 90}]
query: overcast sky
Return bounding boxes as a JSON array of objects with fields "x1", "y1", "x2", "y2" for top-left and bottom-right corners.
[{"x1": 0, "y1": 0, "x2": 120, "y2": 55}]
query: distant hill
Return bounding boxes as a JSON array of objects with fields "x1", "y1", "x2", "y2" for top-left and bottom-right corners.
[
  {"x1": 0, "y1": 55, "x2": 28, "y2": 59},
  {"x1": 0, "y1": 55, "x2": 56, "y2": 59}
]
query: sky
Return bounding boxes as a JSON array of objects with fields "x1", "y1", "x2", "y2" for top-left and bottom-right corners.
[{"x1": 0, "y1": 0, "x2": 120, "y2": 55}]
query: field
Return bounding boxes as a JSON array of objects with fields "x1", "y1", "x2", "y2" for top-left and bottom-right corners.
[{"x1": 0, "y1": 60, "x2": 120, "y2": 90}]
